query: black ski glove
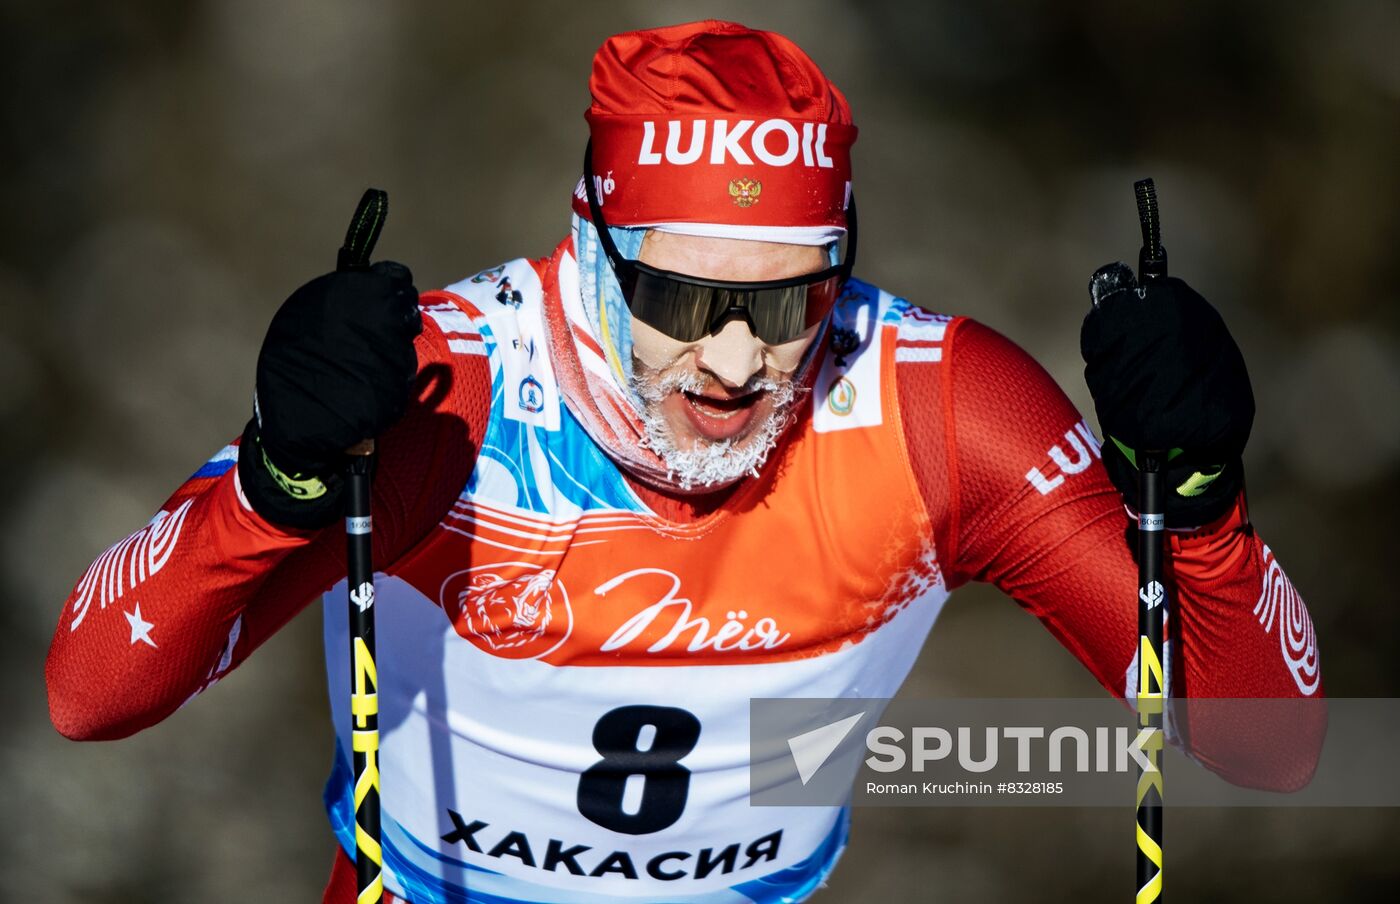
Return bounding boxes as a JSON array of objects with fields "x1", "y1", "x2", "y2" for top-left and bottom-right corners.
[
  {"x1": 240, "y1": 261, "x2": 422, "y2": 530},
  {"x1": 1080, "y1": 263, "x2": 1254, "y2": 527}
]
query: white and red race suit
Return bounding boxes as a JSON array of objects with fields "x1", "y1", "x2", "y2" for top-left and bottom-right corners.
[{"x1": 46, "y1": 237, "x2": 1324, "y2": 903}]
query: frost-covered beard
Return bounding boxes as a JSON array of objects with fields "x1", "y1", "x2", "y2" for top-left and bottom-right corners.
[{"x1": 629, "y1": 366, "x2": 807, "y2": 491}]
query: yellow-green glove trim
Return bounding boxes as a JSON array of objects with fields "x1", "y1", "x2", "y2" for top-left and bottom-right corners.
[{"x1": 260, "y1": 441, "x2": 329, "y2": 500}]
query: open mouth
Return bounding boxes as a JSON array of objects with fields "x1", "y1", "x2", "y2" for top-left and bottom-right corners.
[{"x1": 679, "y1": 389, "x2": 764, "y2": 440}]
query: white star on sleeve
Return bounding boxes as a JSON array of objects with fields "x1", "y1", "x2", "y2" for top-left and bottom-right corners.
[{"x1": 124, "y1": 602, "x2": 157, "y2": 648}]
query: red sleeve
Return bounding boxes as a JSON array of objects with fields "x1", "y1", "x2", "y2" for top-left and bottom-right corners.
[
  {"x1": 898, "y1": 315, "x2": 1325, "y2": 790},
  {"x1": 46, "y1": 297, "x2": 491, "y2": 740}
]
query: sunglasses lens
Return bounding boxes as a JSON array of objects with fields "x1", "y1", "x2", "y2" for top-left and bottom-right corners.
[
  {"x1": 742, "y1": 275, "x2": 842, "y2": 344},
  {"x1": 624, "y1": 268, "x2": 845, "y2": 346},
  {"x1": 742, "y1": 284, "x2": 809, "y2": 344},
  {"x1": 628, "y1": 269, "x2": 720, "y2": 343}
]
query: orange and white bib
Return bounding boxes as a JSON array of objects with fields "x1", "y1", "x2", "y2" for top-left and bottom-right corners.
[{"x1": 322, "y1": 249, "x2": 949, "y2": 903}]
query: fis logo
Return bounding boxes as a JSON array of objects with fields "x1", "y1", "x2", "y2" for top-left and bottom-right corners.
[{"x1": 637, "y1": 119, "x2": 837, "y2": 168}]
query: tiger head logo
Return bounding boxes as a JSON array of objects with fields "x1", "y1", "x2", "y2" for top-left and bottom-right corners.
[
  {"x1": 456, "y1": 569, "x2": 557, "y2": 652},
  {"x1": 728, "y1": 178, "x2": 762, "y2": 208}
]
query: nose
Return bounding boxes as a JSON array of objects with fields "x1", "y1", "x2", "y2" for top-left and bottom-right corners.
[{"x1": 694, "y1": 318, "x2": 765, "y2": 389}]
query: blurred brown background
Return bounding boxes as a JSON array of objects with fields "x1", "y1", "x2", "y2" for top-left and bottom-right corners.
[{"x1": 2, "y1": 1, "x2": 1397, "y2": 901}]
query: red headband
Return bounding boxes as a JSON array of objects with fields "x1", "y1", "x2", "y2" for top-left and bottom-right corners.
[{"x1": 572, "y1": 21, "x2": 857, "y2": 230}]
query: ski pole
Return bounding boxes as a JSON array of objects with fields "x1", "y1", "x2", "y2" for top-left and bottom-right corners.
[
  {"x1": 1132, "y1": 178, "x2": 1168, "y2": 904},
  {"x1": 338, "y1": 188, "x2": 388, "y2": 904}
]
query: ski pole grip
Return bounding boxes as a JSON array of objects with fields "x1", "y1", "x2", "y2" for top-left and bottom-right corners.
[
  {"x1": 1134, "y1": 179, "x2": 1168, "y2": 283},
  {"x1": 340, "y1": 188, "x2": 389, "y2": 457},
  {"x1": 338, "y1": 188, "x2": 389, "y2": 272},
  {"x1": 1134, "y1": 179, "x2": 1169, "y2": 460}
]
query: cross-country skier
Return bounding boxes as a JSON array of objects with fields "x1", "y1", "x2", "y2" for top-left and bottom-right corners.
[{"x1": 46, "y1": 20, "x2": 1325, "y2": 904}]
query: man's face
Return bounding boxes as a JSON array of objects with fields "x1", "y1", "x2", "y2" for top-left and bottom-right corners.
[{"x1": 628, "y1": 231, "x2": 829, "y2": 489}]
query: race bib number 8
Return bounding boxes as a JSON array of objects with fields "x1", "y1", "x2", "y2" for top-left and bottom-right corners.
[{"x1": 577, "y1": 706, "x2": 701, "y2": 835}]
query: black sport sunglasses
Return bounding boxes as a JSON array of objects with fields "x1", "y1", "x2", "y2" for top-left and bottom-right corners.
[{"x1": 582, "y1": 141, "x2": 857, "y2": 345}]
